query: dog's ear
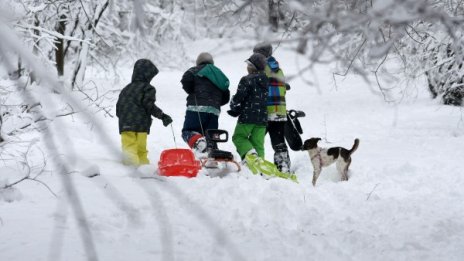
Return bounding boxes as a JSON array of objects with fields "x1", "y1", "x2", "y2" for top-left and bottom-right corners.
[
  {"x1": 315, "y1": 137, "x2": 322, "y2": 142},
  {"x1": 301, "y1": 139, "x2": 309, "y2": 150},
  {"x1": 302, "y1": 138, "x2": 320, "y2": 150}
]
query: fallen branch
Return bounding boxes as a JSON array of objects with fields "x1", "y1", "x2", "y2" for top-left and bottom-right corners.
[
  {"x1": 1, "y1": 144, "x2": 56, "y2": 198},
  {"x1": 6, "y1": 109, "x2": 77, "y2": 136}
]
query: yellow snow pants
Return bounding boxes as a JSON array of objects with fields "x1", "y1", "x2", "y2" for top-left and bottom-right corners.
[{"x1": 121, "y1": 131, "x2": 149, "y2": 166}]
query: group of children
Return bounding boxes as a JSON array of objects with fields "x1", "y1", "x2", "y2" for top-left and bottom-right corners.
[{"x1": 116, "y1": 42, "x2": 292, "y2": 174}]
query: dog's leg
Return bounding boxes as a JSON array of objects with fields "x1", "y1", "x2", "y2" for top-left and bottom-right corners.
[
  {"x1": 338, "y1": 159, "x2": 351, "y2": 181},
  {"x1": 337, "y1": 160, "x2": 348, "y2": 181},
  {"x1": 343, "y1": 158, "x2": 352, "y2": 181},
  {"x1": 312, "y1": 168, "x2": 321, "y2": 186},
  {"x1": 341, "y1": 169, "x2": 348, "y2": 181}
]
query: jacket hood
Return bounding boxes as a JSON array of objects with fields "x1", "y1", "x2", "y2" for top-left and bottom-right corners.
[
  {"x1": 196, "y1": 64, "x2": 230, "y2": 91},
  {"x1": 131, "y1": 59, "x2": 159, "y2": 82},
  {"x1": 246, "y1": 53, "x2": 267, "y2": 71},
  {"x1": 267, "y1": 56, "x2": 280, "y2": 72},
  {"x1": 253, "y1": 42, "x2": 273, "y2": 58}
]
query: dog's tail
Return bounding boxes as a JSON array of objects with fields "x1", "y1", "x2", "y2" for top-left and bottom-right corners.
[{"x1": 349, "y1": 138, "x2": 360, "y2": 155}]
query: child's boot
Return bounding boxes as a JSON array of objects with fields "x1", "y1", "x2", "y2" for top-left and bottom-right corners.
[
  {"x1": 189, "y1": 135, "x2": 208, "y2": 159},
  {"x1": 194, "y1": 137, "x2": 207, "y2": 153},
  {"x1": 245, "y1": 149, "x2": 298, "y2": 182},
  {"x1": 244, "y1": 149, "x2": 261, "y2": 175}
]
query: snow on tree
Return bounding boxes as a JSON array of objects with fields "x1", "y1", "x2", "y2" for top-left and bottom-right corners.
[{"x1": 281, "y1": 0, "x2": 464, "y2": 104}]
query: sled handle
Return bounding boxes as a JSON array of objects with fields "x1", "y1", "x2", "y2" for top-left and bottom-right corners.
[
  {"x1": 205, "y1": 129, "x2": 229, "y2": 143},
  {"x1": 288, "y1": 110, "x2": 306, "y2": 119}
]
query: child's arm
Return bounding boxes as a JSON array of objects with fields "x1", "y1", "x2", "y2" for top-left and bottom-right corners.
[
  {"x1": 229, "y1": 77, "x2": 249, "y2": 113},
  {"x1": 220, "y1": 89, "x2": 230, "y2": 106},
  {"x1": 180, "y1": 69, "x2": 195, "y2": 94},
  {"x1": 116, "y1": 96, "x2": 121, "y2": 118},
  {"x1": 142, "y1": 85, "x2": 164, "y2": 119}
]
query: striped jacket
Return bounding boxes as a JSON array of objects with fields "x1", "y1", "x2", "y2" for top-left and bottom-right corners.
[{"x1": 265, "y1": 56, "x2": 287, "y2": 121}]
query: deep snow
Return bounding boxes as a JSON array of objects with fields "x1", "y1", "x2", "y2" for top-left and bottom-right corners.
[{"x1": 1, "y1": 39, "x2": 464, "y2": 261}]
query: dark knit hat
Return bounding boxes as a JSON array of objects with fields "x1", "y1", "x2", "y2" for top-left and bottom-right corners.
[
  {"x1": 246, "y1": 53, "x2": 267, "y2": 71},
  {"x1": 196, "y1": 52, "x2": 214, "y2": 65},
  {"x1": 253, "y1": 42, "x2": 273, "y2": 58}
]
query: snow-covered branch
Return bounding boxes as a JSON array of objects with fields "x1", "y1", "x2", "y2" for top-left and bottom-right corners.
[{"x1": 15, "y1": 23, "x2": 92, "y2": 43}]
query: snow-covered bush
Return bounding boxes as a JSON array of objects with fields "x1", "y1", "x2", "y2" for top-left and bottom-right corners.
[{"x1": 424, "y1": 41, "x2": 464, "y2": 106}]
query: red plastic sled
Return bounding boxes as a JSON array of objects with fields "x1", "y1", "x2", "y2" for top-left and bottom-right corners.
[{"x1": 158, "y1": 148, "x2": 201, "y2": 178}]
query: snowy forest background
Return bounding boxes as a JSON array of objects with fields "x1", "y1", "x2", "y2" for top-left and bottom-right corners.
[
  {"x1": 2, "y1": 0, "x2": 464, "y2": 142},
  {"x1": 1, "y1": 1, "x2": 464, "y2": 261}
]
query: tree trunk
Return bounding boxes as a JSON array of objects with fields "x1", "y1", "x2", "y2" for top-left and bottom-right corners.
[
  {"x1": 17, "y1": 57, "x2": 22, "y2": 78},
  {"x1": 72, "y1": 34, "x2": 89, "y2": 88},
  {"x1": 30, "y1": 15, "x2": 40, "y2": 83},
  {"x1": 0, "y1": 114, "x2": 4, "y2": 143},
  {"x1": 72, "y1": 1, "x2": 109, "y2": 88},
  {"x1": 55, "y1": 14, "x2": 67, "y2": 76},
  {"x1": 268, "y1": 0, "x2": 279, "y2": 32}
]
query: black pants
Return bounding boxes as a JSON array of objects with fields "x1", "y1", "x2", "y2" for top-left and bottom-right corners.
[
  {"x1": 182, "y1": 110, "x2": 218, "y2": 143},
  {"x1": 267, "y1": 121, "x2": 291, "y2": 172}
]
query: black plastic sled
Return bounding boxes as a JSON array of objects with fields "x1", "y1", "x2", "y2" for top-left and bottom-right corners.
[
  {"x1": 284, "y1": 110, "x2": 306, "y2": 151},
  {"x1": 201, "y1": 129, "x2": 241, "y2": 171}
]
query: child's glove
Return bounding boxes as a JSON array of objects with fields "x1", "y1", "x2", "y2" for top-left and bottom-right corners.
[
  {"x1": 161, "y1": 114, "x2": 173, "y2": 126},
  {"x1": 227, "y1": 110, "x2": 240, "y2": 117}
]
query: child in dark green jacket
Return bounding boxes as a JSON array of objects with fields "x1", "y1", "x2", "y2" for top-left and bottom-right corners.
[
  {"x1": 228, "y1": 53, "x2": 269, "y2": 160},
  {"x1": 116, "y1": 59, "x2": 172, "y2": 165}
]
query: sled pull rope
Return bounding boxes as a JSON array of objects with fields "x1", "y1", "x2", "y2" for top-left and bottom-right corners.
[
  {"x1": 194, "y1": 95, "x2": 205, "y2": 136},
  {"x1": 170, "y1": 124, "x2": 177, "y2": 148}
]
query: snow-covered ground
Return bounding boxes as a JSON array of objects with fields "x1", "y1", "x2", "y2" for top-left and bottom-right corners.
[{"x1": 1, "y1": 39, "x2": 464, "y2": 261}]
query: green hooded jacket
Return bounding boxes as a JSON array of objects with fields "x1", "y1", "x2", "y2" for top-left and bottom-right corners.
[{"x1": 116, "y1": 59, "x2": 164, "y2": 134}]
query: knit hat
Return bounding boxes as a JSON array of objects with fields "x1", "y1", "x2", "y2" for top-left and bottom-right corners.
[
  {"x1": 253, "y1": 42, "x2": 273, "y2": 58},
  {"x1": 246, "y1": 53, "x2": 267, "y2": 71},
  {"x1": 196, "y1": 52, "x2": 214, "y2": 65}
]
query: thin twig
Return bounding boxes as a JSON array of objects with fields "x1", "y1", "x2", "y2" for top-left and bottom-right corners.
[
  {"x1": 367, "y1": 183, "x2": 379, "y2": 201},
  {"x1": 30, "y1": 178, "x2": 58, "y2": 198},
  {"x1": 233, "y1": 0, "x2": 253, "y2": 15},
  {"x1": 333, "y1": 38, "x2": 367, "y2": 78}
]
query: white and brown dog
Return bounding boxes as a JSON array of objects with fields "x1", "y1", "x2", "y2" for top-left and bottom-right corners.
[{"x1": 302, "y1": 138, "x2": 359, "y2": 186}]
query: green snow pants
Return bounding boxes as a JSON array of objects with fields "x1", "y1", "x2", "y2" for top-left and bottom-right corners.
[{"x1": 232, "y1": 123, "x2": 266, "y2": 159}]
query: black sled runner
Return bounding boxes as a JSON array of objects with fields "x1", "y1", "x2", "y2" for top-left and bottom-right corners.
[
  {"x1": 284, "y1": 110, "x2": 306, "y2": 151},
  {"x1": 201, "y1": 129, "x2": 241, "y2": 172}
]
